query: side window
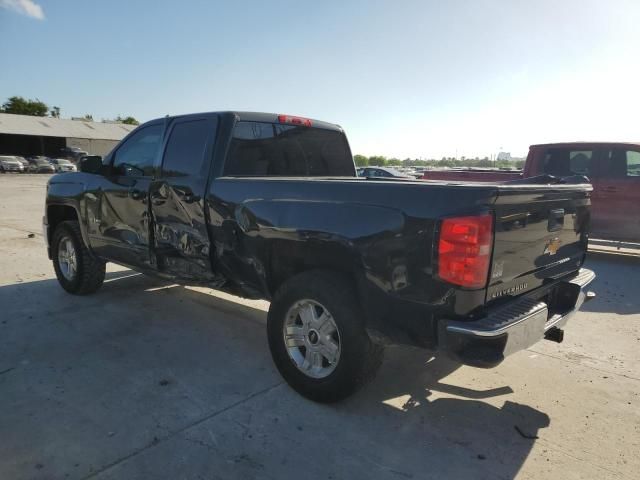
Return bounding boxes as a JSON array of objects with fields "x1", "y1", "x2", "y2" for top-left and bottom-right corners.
[
  {"x1": 224, "y1": 121, "x2": 353, "y2": 176},
  {"x1": 162, "y1": 120, "x2": 210, "y2": 177},
  {"x1": 601, "y1": 149, "x2": 640, "y2": 178},
  {"x1": 113, "y1": 125, "x2": 162, "y2": 177},
  {"x1": 628, "y1": 151, "x2": 640, "y2": 176},
  {"x1": 543, "y1": 149, "x2": 592, "y2": 177}
]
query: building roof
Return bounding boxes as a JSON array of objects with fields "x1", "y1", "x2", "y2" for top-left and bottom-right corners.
[{"x1": 0, "y1": 113, "x2": 137, "y2": 140}]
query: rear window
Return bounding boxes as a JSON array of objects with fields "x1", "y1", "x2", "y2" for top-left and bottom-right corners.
[
  {"x1": 223, "y1": 121, "x2": 354, "y2": 176},
  {"x1": 542, "y1": 149, "x2": 592, "y2": 176}
]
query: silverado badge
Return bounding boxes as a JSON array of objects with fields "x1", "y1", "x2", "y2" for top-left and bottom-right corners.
[{"x1": 544, "y1": 237, "x2": 562, "y2": 255}]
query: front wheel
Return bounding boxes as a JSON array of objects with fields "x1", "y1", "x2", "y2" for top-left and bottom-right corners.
[
  {"x1": 52, "y1": 221, "x2": 105, "y2": 295},
  {"x1": 267, "y1": 270, "x2": 383, "y2": 403}
]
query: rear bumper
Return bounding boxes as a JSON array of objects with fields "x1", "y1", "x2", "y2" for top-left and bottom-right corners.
[{"x1": 438, "y1": 268, "x2": 596, "y2": 368}]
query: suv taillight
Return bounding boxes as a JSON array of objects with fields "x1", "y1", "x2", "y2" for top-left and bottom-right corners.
[{"x1": 438, "y1": 214, "x2": 494, "y2": 289}]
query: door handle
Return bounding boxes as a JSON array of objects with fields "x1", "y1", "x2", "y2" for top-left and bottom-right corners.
[{"x1": 129, "y1": 189, "x2": 144, "y2": 200}]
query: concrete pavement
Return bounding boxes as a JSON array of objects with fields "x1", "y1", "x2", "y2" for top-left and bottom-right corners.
[{"x1": 0, "y1": 174, "x2": 638, "y2": 480}]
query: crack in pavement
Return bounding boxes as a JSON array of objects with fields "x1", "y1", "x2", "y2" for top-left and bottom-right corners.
[
  {"x1": 526, "y1": 348, "x2": 640, "y2": 382},
  {"x1": 80, "y1": 381, "x2": 284, "y2": 480},
  {"x1": 537, "y1": 437, "x2": 633, "y2": 480},
  {"x1": 0, "y1": 223, "x2": 42, "y2": 237}
]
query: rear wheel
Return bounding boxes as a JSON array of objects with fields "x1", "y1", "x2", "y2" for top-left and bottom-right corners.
[
  {"x1": 52, "y1": 221, "x2": 105, "y2": 295},
  {"x1": 267, "y1": 270, "x2": 383, "y2": 402}
]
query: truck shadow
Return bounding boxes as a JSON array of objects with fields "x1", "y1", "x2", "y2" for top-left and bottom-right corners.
[
  {"x1": 582, "y1": 252, "x2": 640, "y2": 315},
  {"x1": 333, "y1": 346, "x2": 549, "y2": 478},
  {"x1": 0, "y1": 271, "x2": 548, "y2": 480}
]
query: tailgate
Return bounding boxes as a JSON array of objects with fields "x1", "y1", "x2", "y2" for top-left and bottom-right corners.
[{"x1": 486, "y1": 184, "x2": 591, "y2": 303}]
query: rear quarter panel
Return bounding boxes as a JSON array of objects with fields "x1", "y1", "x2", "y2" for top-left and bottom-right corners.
[{"x1": 206, "y1": 177, "x2": 500, "y2": 320}]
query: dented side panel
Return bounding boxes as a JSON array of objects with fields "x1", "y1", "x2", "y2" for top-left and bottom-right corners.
[
  {"x1": 205, "y1": 177, "x2": 495, "y2": 313},
  {"x1": 150, "y1": 180, "x2": 212, "y2": 278},
  {"x1": 149, "y1": 114, "x2": 219, "y2": 281}
]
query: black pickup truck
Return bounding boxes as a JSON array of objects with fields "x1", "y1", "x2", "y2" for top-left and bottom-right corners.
[{"x1": 44, "y1": 111, "x2": 596, "y2": 402}]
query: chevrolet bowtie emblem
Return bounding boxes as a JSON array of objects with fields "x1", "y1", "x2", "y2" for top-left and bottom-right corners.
[{"x1": 544, "y1": 237, "x2": 562, "y2": 255}]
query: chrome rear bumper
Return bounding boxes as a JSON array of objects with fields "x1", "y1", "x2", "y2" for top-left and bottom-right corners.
[{"x1": 439, "y1": 268, "x2": 596, "y2": 367}]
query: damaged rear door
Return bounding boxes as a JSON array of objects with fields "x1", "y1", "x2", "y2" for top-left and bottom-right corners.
[{"x1": 150, "y1": 114, "x2": 218, "y2": 279}]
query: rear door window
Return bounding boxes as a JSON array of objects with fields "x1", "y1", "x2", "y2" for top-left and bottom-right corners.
[
  {"x1": 224, "y1": 121, "x2": 354, "y2": 176},
  {"x1": 161, "y1": 119, "x2": 211, "y2": 177},
  {"x1": 542, "y1": 149, "x2": 592, "y2": 177}
]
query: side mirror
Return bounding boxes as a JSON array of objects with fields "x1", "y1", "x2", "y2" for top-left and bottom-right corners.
[{"x1": 79, "y1": 155, "x2": 103, "y2": 174}]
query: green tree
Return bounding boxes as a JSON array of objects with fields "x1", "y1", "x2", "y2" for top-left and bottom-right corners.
[
  {"x1": 116, "y1": 115, "x2": 139, "y2": 125},
  {"x1": 353, "y1": 154, "x2": 368, "y2": 167},
  {"x1": 1, "y1": 96, "x2": 48, "y2": 116},
  {"x1": 387, "y1": 158, "x2": 402, "y2": 166},
  {"x1": 368, "y1": 155, "x2": 386, "y2": 166}
]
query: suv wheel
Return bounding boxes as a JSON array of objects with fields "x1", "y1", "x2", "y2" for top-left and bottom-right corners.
[
  {"x1": 267, "y1": 270, "x2": 383, "y2": 402},
  {"x1": 52, "y1": 221, "x2": 105, "y2": 295}
]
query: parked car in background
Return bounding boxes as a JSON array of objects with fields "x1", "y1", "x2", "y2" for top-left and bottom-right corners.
[
  {"x1": 0, "y1": 156, "x2": 25, "y2": 173},
  {"x1": 77, "y1": 155, "x2": 102, "y2": 169},
  {"x1": 59, "y1": 147, "x2": 88, "y2": 162},
  {"x1": 421, "y1": 142, "x2": 640, "y2": 243},
  {"x1": 14, "y1": 156, "x2": 30, "y2": 172},
  {"x1": 27, "y1": 157, "x2": 56, "y2": 173},
  {"x1": 422, "y1": 168, "x2": 522, "y2": 182},
  {"x1": 357, "y1": 166, "x2": 414, "y2": 179},
  {"x1": 51, "y1": 158, "x2": 77, "y2": 173}
]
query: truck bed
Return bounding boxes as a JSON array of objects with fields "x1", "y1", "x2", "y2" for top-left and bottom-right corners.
[{"x1": 210, "y1": 175, "x2": 591, "y2": 316}]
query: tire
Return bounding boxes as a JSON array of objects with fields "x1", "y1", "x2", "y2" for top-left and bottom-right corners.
[
  {"x1": 52, "y1": 221, "x2": 105, "y2": 295},
  {"x1": 267, "y1": 270, "x2": 384, "y2": 403}
]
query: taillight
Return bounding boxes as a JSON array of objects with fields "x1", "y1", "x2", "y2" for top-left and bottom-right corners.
[
  {"x1": 438, "y1": 214, "x2": 494, "y2": 288},
  {"x1": 277, "y1": 114, "x2": 312, "y2": 127}
]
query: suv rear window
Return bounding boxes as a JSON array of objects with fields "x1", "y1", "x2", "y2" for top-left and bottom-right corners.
[
  {"x1": 542, "y1": 149, "x2": 592, "y2": 177},
  {"x1": 223, "y1": 121, "x2": 354, "y2": 176}
]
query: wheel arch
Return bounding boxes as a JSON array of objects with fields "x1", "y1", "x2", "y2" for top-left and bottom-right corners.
[
  {"x1": 265, "y1": 240, "x2": 363, "y2": 301},
  {"x1": 46, "y1": 204, "x2": 92, "y2": 259}
]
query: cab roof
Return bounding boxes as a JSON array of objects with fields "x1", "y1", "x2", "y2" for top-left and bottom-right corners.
[{"x1": 147, "y1": 111, "x2": 344, "y2": 132}]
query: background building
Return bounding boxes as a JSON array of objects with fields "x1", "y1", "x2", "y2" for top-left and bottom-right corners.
[{"x1": 0, "y1": 113, "x2": 136, "y2": 157}]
